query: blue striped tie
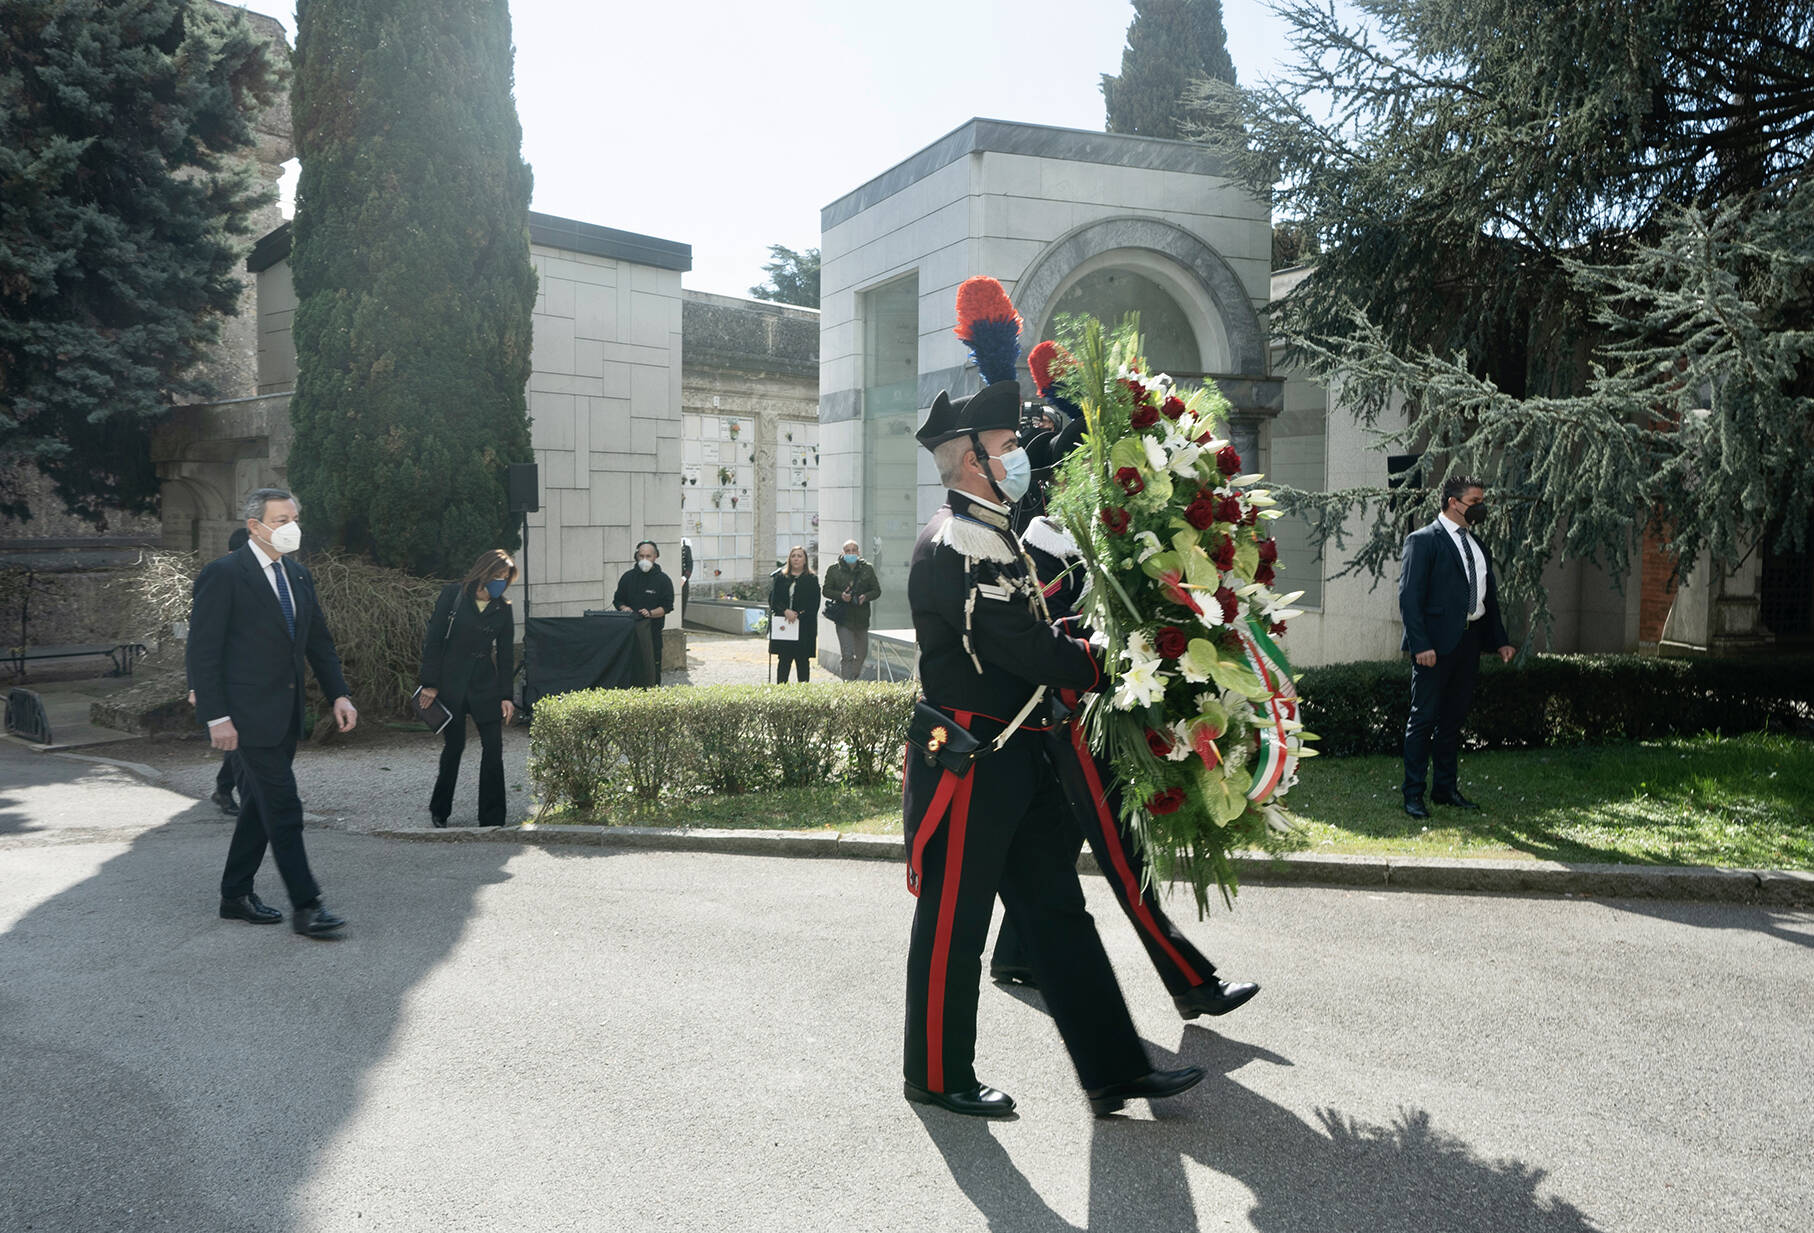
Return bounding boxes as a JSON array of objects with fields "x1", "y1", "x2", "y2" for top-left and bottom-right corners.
[{"x1": 272, "y1": 562, "x2": 296, "y2": 638}]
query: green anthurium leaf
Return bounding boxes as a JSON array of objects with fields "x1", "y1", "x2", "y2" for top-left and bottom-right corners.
[
  {"x1": 1109, "y1": 437, "x2": 1149, "y2": 472},
  {"x1": 1208, "y1": 656, "x2": 1267, "y2": 699},
  {"x1": 1182, "y1": 546, "x2": 1220, "y2": 591},
  {"x1": 1233, "y1": 536, "x2": 1260, "y2": 579},
  {"x1": 1140, "y1": 550, "x2": 1182, "y2": 580}
]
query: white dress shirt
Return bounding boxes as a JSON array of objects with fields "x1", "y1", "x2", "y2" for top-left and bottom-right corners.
[{"x1": 1437, "y1": 514, "x2": 1487, "y2": 621}]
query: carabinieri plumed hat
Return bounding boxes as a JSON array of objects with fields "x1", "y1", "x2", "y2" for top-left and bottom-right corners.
[{"x1": 916, "y1": 277, "x2": 1025, "y2": 451}]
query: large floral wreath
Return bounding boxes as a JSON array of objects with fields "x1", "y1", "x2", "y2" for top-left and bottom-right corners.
[{"x1": 1042, "y1": 317, "x2": 1316, "y2": 912}]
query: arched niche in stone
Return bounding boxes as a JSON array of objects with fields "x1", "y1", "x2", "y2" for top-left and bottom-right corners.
[{"x1": 1012, "y1": 216, "x2": 1267, "y2": 378}]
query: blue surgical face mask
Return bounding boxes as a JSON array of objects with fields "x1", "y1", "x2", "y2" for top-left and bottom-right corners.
[
  {"x1": 995, "y1": 447, "x2": 1032, "y2": 503},
  {"x1": 841, "y1": 553, "x2": 858, "y2": 565},
  {"x1": 485, "y1": 578, "x2": 508, "y2": 598}
]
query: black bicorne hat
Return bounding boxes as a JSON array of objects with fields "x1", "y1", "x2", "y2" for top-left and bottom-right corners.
[{"x1": 915, "y1": 380, "x2": 1023, "y2": 450}]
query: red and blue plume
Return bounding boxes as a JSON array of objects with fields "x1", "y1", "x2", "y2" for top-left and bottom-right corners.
[
  {"x1": 1027, "y1": 339, "x2": 1083, "y2": 418},
  {"x1": 953, "y1": 276, "x2": 1022, "y2": 386},
  {"x1": 1027, "y1": 340, "x2": 1073, "y2": 399}
]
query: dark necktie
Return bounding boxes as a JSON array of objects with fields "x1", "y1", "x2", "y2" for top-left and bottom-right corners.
[
  {"x1": 1458, "y1": 528, "x2": 1478, "y2": 617},
  {"x1": 272, "y1": 561, "x2": 296, "y2": 638}
]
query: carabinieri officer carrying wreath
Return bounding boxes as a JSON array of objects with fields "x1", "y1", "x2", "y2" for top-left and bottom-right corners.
[{"x1": 900, "y1": 278, "x2": 1204, "y2": 1119}]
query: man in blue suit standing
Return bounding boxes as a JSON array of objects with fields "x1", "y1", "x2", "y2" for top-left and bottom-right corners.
[
  {"x1": 188, "y1": 488, "x2": 359, "y2": 937},
  {"x1": 1398, "y1": 476, "x2": 1515, "y2": 819}
]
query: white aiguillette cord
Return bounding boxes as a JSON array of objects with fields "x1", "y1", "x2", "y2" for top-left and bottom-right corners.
[{"x1": 987, "y1": 686, "x2": 1047, "y2": 753}]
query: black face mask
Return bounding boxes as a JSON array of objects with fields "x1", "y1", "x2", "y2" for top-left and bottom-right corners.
[{"x1": 1463, "y1": 502, "x2": 1488, "y2": 527}]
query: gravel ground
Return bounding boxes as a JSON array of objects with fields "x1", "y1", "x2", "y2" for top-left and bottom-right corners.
[{"x1": 117, "y1": 629, "x2": 787, "y2": 831}]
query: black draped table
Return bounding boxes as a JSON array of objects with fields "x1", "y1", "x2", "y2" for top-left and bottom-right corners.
[{"x1": 524, "y1": 614, "x2": 657, "y2": 706}]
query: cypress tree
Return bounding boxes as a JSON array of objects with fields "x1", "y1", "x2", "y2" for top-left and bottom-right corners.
[
  {"x1": 1195, "y1": 0, "x2": 1814, "y2": 632},
  {"x1": 0, "y1": 0, "x2": 278, "y2": 522},
  {"x1": 1102, "y1": 0, "x2": 1237, "y2": 140},
  {"x1": 287, "y1": 0, "x2": 535, "y2": 576}
]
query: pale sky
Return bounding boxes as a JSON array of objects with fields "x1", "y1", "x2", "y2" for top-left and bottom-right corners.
[{"x1": 232, "y1": 0, "x2": 1292, "y2": 298}]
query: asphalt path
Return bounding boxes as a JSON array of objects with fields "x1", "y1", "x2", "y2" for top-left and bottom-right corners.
[{"x1": 2, "y1": 741, "x2": 1809, "y2": 1233}]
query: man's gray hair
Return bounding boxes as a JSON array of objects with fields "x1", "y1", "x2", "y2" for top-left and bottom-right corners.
[
  {"x1": 242, "y1": 487, "x2": 299, "y2": 523},
  {"x1": 933, "y1": 437, "x2": 972, "y2": 486}
]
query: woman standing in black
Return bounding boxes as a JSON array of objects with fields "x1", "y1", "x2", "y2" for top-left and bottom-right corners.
[
  {"x1": 768, "y1": 544, "x2": 819, "y2": 683},
  {"x1": 419, "y1": 550, "x2": 517, "y2": 827}
]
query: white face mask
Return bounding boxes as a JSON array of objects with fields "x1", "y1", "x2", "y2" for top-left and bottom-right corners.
[
  {"x1": 259, "y1": 519, "x2": 302, "y2": 554},
  {"x1": 637, "y1": 558, "x2": 654, "y2": 572}
]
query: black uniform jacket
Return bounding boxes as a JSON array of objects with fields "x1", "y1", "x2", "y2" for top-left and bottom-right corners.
[
  {"x1": 187, "y1": 544, "x2": 351, "y2": 747},
  {"x1": 420, "y1": 583, "x2": 515, "y2": 721},
  {"x1": 910, "y1": 491, "x2": 1102, "y2": 735}
]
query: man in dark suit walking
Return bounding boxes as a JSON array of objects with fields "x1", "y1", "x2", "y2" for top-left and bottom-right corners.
[
  {"x1": 187, "y1": 488, "x2": 358, "y2": 937},
  {"x1": 1399, "y1": 476, "x2": 1516, "y2": 819}
]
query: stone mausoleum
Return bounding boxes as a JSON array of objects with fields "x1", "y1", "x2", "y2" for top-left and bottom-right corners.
[
  {"x1": 815, "y1": 117, "x2": 1791, "y2": 664},
  {"x1": 817, "y1": 118, "x2": 1283, "y2": 636}
]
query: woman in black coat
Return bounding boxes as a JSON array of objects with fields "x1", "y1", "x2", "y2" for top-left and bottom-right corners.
[
  {"x1": 768, "y1": 544, "x2": 819, "y2": 683},
  {"x1": 419, "y1": 549, "x2": 517, "y2": 827}
]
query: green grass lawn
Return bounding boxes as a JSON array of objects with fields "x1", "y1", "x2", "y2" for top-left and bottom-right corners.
[
  {"x1": 1284, "y1": 731, "x2": 1814, "y2": 869},
  {"x1": 541, "y1": 732, "x2": 1814, "y2": 871}
]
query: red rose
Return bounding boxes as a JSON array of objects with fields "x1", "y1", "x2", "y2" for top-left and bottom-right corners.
[
  {"x1": 1130, "y1": 404, "x2": 1160, "y2": 429},
  {"x1": 1145, "y1": 728, "x2": 1175, "y2": 758},
  {"x1": 1211, "y1": 536, "x2": 1237, "y2": 571},
  {"x1": 1242, "y1": 507, "x2": 1259, "y2": 527},
  {"x1": 1148, "y1": 787, "x2": 1187, "y2": 815},
  {"x1": 1258, "y1": 538, "x2": 1279, "y2": 564},
  {"x1": 1115, "y1": 466, "x2": 1146, "y2": 496},
  {"x1": 1214, "y1": 586, "x2": 1239, "y2": 624},
  {"x1": 1216, "y1": 445, "x2": 1242, "y2": 475},
  {"x1": 1101, "y1": 506, "x2": 1131, "y2": 535},
  {"x1": 1154, "y1": 626, "x2": 1189, "y2": 660},
  {"x1": 1184, "y1": 490, "x2": 1218, "y2": 530},
  {"x1": 1121, "y1": 378, "x2": 1147, "y2": 401},
  {"x1": 1194, "y1": 431, "x2": 1213, "y2": 445},
  {"x1": 1270, "y1": 620, "x2": 1288, "y2": 636},
  {"x1": 1215, "y1": 495, "x2": 1243, "y2": 524},
  {"x1": 1255, "y1": 562, "x2": 1276, "y2": 586},
  {"x1": 1161, "y1": 396, "x2": 1187, "y2": 420}
]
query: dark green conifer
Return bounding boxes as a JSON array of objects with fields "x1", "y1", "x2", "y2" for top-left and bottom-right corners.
[
  {"x1": 1103, "y1": 0, "x2": 1238, "y2": 140},
  {"x1": 287, "y1": 0, "x2": 535, "y2": 575},
  {"x1": 1195, "y1": 0, "x2": 1814, "y2": 630},
  {"x1": 0, "y1": 0, "x2": 278, "y2": 521}
]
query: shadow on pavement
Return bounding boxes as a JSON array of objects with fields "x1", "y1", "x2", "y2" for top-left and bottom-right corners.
[
  {"x1": 913, "y1": 1029, "x2": 1600, "y2": 1232},
  {"x1": 1596, "y1": 897, "x2": 1814, "y2": 950},
  {"x1": 1095, "y1": 1030, "x2": 1599, "y2": 1232},
  {"x1": 0, "y1": 792, "x2": 516, "y2": 1231}
]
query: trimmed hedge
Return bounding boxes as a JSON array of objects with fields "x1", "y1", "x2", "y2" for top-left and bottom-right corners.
[
  {"x1": 1297, "y1": 654, "x2": 1814, "y2": 756},
  {"x1": 529, "y1": 681, "x2": 917, "y2": 814}
]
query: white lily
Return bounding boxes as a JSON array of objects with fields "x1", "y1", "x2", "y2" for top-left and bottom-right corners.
[
  {"x1": 1113, "y1": 658, "x2": 1169, "y2": 710},
  {"x1": 1140, "y1": 434, "x2": 1168, "y2": 474}
]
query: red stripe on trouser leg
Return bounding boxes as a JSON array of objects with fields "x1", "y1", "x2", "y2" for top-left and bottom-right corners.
[
  {"x1": 1070, "y1": 722, "x2": 1203, "y2": 985},
  {"x1": 907, "y1": 770, "x2": 961, "y2": 896},
  {"x1": 923, "y1": 762, "x2": 974, "y2": 1092}
]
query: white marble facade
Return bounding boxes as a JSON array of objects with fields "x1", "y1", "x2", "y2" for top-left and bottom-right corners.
[
  {"x1": 224, "y1": 213, "x2": 689, "y2": 618},
  {"x1": 818, "y1": 119, "x2": 1278, "y2": 633}
]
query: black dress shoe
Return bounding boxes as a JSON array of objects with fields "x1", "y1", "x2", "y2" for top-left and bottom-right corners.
[
  {"x1": 1174, "y1": 977, "x2": 1260, "y2": 1020},
  {"x1": 210, "y1": 788, "x2": 239, "y2": 816},
  {"x1": 1403, "y1": 798, "x2": 1430, "y2": 819},
  {"x1": 1432, "y1": 790, "x2": 1481, "y2": 810},
  {"x1": 431, "y1": 814, "x2": 448, "y2": 828},
  {"x1": 219, "y1": 893, "x2": 282, "y2": 924},
  {"x1": 292, "y1": 902, "x2": 346, "y2": 938},
  {"x1": 990, "y1": 962, "x2": 1038, "y2": 988},
  {"x1": 904, "y1": 1081, "x2": 1016, "y2": 1118},
  {"x1": 1086, "y1": 1066, "x2": 1206, "y2": 1117}
]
